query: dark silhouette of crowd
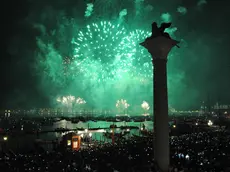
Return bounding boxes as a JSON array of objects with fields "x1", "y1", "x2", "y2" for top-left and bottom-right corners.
[{"x1": 1, "y1": 129, "x2": 230, "y2": 172}]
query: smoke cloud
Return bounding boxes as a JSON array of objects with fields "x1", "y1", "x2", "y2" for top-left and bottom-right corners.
[
  {"x1": 4, "y1": 0, "x2": 229, "y2": 111},
  {"x1": 197, "y1": 0, "x2": 207, "y2": 7},
  {"x1": 161, "y1": 13, "x2": 172, "y2": 23},
  {"x1": 145, "y1": 5, "x2": 154, "y2": 12},
  {"x1": 119, "y1": 9, "x2": 127, "y2": 21},
  {"x1": 177, "y1": 6, "x2": 187, "y2": 15}
]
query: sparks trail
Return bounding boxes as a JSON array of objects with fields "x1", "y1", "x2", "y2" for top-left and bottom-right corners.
[{"x1": 70, "y1": 21, "x2": 153, "y2": 83}]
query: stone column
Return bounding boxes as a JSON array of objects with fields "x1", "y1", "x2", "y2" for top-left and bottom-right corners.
[
  {"x1": 140, "y1": 35, "x2": 179, "y2": 172},
  {"x1": 153, "y1": 58, "x2": 169, "y2": 171}
]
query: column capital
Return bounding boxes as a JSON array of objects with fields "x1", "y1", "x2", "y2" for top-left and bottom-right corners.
[{"x1": 140, "y1": 36, "x2": 179, "y2": 60}]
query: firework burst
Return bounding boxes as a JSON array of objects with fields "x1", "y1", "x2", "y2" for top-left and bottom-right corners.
[
  {"x1": 141, "y1": 101, "x2": 150, "y2": 111},
  {"x1": 70, "y1": 21, "x2": 128, "y2": 82},
  {"x1": 36, "y1": 10, "x2": 181, "y2": 111},
  {"x1": 57, "y1": 95, "x2": 75, "y2": 111},
  {"x1": 76, "y1": 97, "x2": 86, "y2": 104},
  {"x1": 69, "y1": 21, "x2": 154, "y2": 84},
  {"x1": 119, "y1": 29, "x2": 152, "y2": 78},
  {"x1": 141, "y1": 101, "x2": 150, "y2": 116},
  {"x1": 116, "y1": 99, "x2": 130, "y2": 111}
]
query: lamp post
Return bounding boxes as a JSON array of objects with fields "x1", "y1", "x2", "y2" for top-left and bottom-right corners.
[{"x1": 140, "y1": 22, "x2": 179, "y2": 172}]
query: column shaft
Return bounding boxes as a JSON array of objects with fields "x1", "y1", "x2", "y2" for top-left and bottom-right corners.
[{"x1": 153, "y1": 58, "x2": 169, "y2": 172}]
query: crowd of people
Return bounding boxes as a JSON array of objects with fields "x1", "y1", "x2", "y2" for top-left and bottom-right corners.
[
  {"x1": 0, "y1": 129, "x2": 230, "y2": 172},
  {"x1": 171, "y1": 130, "x2": 230, "y2": 171}
]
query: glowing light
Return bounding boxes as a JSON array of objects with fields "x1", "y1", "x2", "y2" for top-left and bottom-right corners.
[
  {"x1": 116, "y1": 99, "x2": 130, "y2": 113},
  {"x1": 3, "y1": 136, "x2": 8, "y2": 141},
  {"x1": 73, "y1": 142, "x2": 78, "y2": 149},
  {"x1": 57, "y1": 95, "x2": 75, "y2": 109},
  {"x1": 76, "y1": 97, "x2": 86, "y2": 104},
  {"x1": 141, "y1": 101, "x2": 150, "y2": 116},
  {"x1": 67, "y1": 140, "x2": 71, "y2": 146},
  {"x1": 141, "y1": 101, "x2": 150, "y2": 110},
  {"x1": 57, "y1": 95, "x2": 86, "y2": 112},
  {"x1": 185, "y1": 154, "x2": 190, "y2": 159},
  {"x1": 207, "y1": 120, "x2": 213, "y2": 126}
]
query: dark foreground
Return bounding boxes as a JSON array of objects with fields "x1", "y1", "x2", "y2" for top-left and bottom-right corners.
[{"x1": 1, "y1": 130, "x2": 230, "y2": 172}]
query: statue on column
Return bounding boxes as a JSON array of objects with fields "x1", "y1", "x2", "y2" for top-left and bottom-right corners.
[{"x1": 146, "y1": 22, "x2": 180, "y2": 48}]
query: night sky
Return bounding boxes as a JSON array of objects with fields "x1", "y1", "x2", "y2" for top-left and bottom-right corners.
[{"x1": 1, "y1": 0, "x2": 230, "y2": 110}]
